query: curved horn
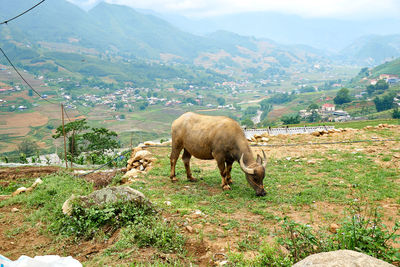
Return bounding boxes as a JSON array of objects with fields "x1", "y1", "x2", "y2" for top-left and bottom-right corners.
[
  {"x1": 240, "y1": 154, "x2": 255, "y2": 174},
  {"x1": 261, "y1": 150, "x2": 267, "y2": 169}
]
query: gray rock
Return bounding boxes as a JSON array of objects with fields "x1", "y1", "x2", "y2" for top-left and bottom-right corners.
[
  {"x1": 62, "y1": 186, "x2": 150, "y2": 215},
  {"x1": 293, "y1": 250, "x2": 395, "y2": 267}
]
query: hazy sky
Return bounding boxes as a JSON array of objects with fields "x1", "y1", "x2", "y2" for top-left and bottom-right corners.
[{"x1": 67, "y1": 0, "x2": 400, "y2": 19}]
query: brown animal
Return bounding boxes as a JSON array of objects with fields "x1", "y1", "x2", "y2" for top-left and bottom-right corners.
[{"x1": 170, "y1": 112, "x2": 267, "y2": 196}]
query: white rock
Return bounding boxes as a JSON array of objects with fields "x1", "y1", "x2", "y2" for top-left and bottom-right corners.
[
  {"x1": 122, "y1": 169, "x2": 141, "y2": 179},
  {"x1": 132, "y1": 150, "x2": 152, "y2": 162},
  {"x1": 12, "y1": 187, "x2": 27, "y2": 196},
  {"x1": 293, "y1": 250, "x2": 395, "y2": 267}
]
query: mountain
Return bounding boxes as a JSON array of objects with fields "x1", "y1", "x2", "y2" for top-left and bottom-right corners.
[
  {"x1": 156, "y1": 11, "x2": 400, "y2": 52},
  {"x1": 0, "y1": 0, "x2": 327, "y2": 75},
  {"x1": 371, "y1": 57, "x2": 400, "y2": 77},
  {"x1": 338, "y1": 35, "x2": 400, "y2": 66}
]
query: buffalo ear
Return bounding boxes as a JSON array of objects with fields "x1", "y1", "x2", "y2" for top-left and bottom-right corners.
[{"x1": 256, "y1": 154, "x2": 262, "y2": 165}]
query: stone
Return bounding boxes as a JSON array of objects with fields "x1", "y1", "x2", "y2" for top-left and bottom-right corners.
[
  {"x1": 62, "y1": 186, "x2": 150, "y2": 215},
  {"x1": 292, "y1": 250, "x2": 395, "y2": 267},
  {"x1": 11, "y1": 207, "x2": 19, "y2": 212},
  {"x1": 312, "y1": 131, "x2": 321, "y2": 137},
  {"x1": 144, "y1": 141, "x2": 158, "y2": 146},
  {"x1": 132, "y1": 161, "x2": 141, "y2": 167},
  {"x1": 31, "y1": 178, "x2": 43, "y2": 189},
  {"x1": 185, "y1": 225, "x2": 193, "y2": 233},
  {"x1": 62, "y1": 194, "x2": 78, "y2": 215},
  {"x1": 12, "y1": 187, "x2": 27, "y2": 196},
  {"x1": 122, "y1": 169, "x2": 141, "y2": 180},
  {"x1": 130, "y1": 146, "x2": 143, "y2": 158},
  {"x1": 254, "y1": 134, "x2": 262, "y2": 139},
  {"x1": 132, "y1": 150, "x2": 152, "y2": 162},
  {"x1": 329, "y1": 223, "x2": 339, "y2": 234}
]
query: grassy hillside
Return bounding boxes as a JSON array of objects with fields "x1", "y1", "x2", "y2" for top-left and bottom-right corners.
[
  {"x1": 371, "y1": 57, "x2": 400, "y2": 77},
  {"x1": 1, "y1": 125, "x2": 399, "y2": 265}
]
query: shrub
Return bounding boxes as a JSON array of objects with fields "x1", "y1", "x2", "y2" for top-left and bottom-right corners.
[
  {"x1": 52, "y1": 201, "x2": 155, "y2": 239},
  {"x1": 277, "y1": 205, "x2": 400, "y2": 264},
  {"x1": 51, "y1": 200, "x2": 185, "y2": 253}
]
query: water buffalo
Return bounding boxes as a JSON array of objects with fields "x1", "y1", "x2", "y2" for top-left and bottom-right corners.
[{"x1": 169, "y1": 112, "x2": 267, "y2": 196}]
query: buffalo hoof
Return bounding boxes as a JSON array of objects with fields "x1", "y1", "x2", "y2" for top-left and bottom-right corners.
[
  {"x1": 188, "y1": 177, "x2": 197, "y2": 182},
  {"x1": 222, "y1": 185, "x2": 231, "y2": 191},
  {"x1": 171, "y1": 177, "x2": 178, "y2": 183},
  {"x1": 256, "y1": 190, "x2": 266, "y2": 197}
]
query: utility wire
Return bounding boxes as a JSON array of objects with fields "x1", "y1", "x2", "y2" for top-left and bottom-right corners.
[
  {"x1": 1, "y1": 47, "x2": 76, "y2": 123},
  {"x1": 77, "y1": 150, "x2": 131, "y2": 177},
  {"x1": 62, "y1": 105, "x2": 73, "y2": 122},
  {"x1": 0, "y1": 0, "x2": 46, "y2": 25},
  {"x1": 0, "y1": 47, "x2": 58, "y2": 105}
]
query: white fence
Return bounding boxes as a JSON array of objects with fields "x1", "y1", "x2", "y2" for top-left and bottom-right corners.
[{"x1": 244, "y1": 126, "x2": 335, "y2": 138}]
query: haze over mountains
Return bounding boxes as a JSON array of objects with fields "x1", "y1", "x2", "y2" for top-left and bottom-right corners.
[{"x1": 1, "y1": 0, "x2": 400, "y2": 69}]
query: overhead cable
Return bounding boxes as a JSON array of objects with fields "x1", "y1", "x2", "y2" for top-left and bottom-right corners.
[{"x1": 0, "y1": 0, "x2": 46, "y2": 25}]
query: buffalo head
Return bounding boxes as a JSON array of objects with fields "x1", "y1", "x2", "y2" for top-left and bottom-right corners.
[{"x1": 240, "y1": 150, "x2": 267, "y2": 196}]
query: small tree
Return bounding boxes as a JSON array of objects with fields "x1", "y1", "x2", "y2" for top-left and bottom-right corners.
[
  {"x1": 281, "y1": 114, "x2": 301, "y2": 125},
  {"x1": 307, "y1": 110, "x2": 321, "y2": 122},
  {"x1": 374, "y1": 93, "x2": 395, "y2": 112},
  {"x1": 18, "y1": 138, "x2": 39, "y2": 157},
  {"x1": 52, "y1": 119, "x2": 89, "y2": 156},
  {"x1": 217, "y1": 97, "x2": 226, "y2": 106},
  {"x1": 392, "y1": 107, "x2": 400, "y2": 119},
  {"x1": 241, "y1": 118, "x2": 254, "y2": 128},
  {"x1": 82, "y1": 127, "x2": 120, "y2": 154},
  {"x1": 334, "y1": 88, "x2": 352, "y2": 105},
  {"x1": 307, "y1": 103, "x2": 319, "y2": 111}
]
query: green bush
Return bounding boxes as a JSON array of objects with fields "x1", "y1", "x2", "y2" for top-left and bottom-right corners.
[
  {"x1": 277, "y1": 205, "x2": 400, "y2": 264},
  {"x1": 334, "y1": 207, "x2": 400, "y2": 263},
  {"x1": 51, "y1": 201, "x2": 155, "y2": 239}
]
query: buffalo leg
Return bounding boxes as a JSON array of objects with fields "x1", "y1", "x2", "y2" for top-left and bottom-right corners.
[
  {"x1": 182, "y1": 149, "x2": 197, "y2": 182},
  {"x1": 170, "y1": 144, "x2": 182, "y2": 182},
  {"x1": 225, "y1": 160, "x2": 234, "y2": 185},
  {"x1": 213, "y1": 152, "x2": 231, "y2": 190}
]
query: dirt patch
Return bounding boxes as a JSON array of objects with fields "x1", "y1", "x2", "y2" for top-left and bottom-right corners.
[
  {"x1": 82, "y1": 170, "x2": 123, "y2": 189},
  {"x1": 0, "y1": 166, "x2": 60, "y2": 181},
  {"x1": 0, "y1": 112, "x2": 48, "y2": 128},
  {"x1": 0, "y1": 204, "x2": 52, "y2": 260}
]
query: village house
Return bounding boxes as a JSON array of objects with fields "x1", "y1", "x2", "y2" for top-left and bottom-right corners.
[
  {"x1": 321, "y1": 103, "x2": 335, "y2": 112},
  {"x1": 379, "y1": 74, "x2": 400, "y2": 85}
]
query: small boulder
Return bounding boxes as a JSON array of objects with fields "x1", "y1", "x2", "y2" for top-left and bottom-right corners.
[
  {"x1": 133, "y1": 150, "x2": 153, "y2": 162},
  {"x1": 12, "y1": 187, "x2": 27, "y2": 196},
  {"x1": 293, "y1": 250, "x2": 395, "y2": 267},
  {"x1": 11, "y1": 207, "x2": 19, "y2": 213},
  {"x1": 144, "y1": 141, "x2": 158, "y2": 146},
  {"x1": 31, "y1": 178, "x2": 43, "y2": 189},
  {"x1": 62, "y1": 186, "x2": 150, "y2": 215},
  {"x1": 329, "y1": 223, "x2": 339, "y2": 234},
  {"x1": 130, "y1": 146, "x2": 143, "y2": 158},
  {"x1": 311, "y1": 131, "x2": 321, "y2": 137}
]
